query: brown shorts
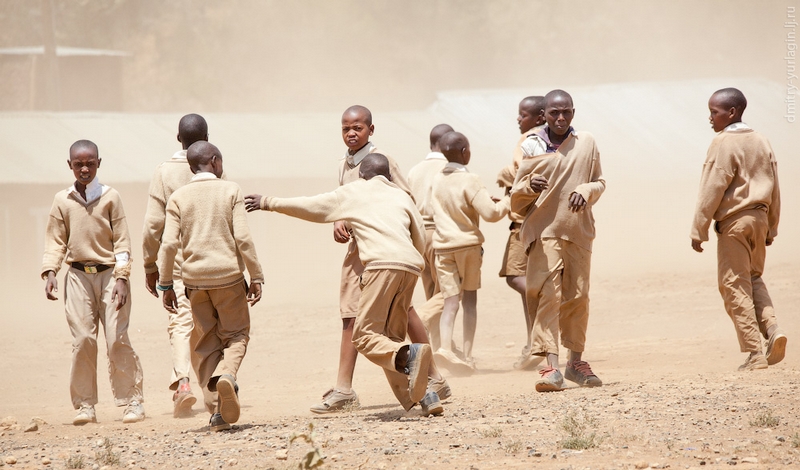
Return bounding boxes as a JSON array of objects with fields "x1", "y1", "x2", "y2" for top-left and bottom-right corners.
[
  {"x1": 499, "y1": 227, "x2": 527, "y2": 277},
  {"x1": 435, "y1": 245, "x2": 482, "y2": 299}
]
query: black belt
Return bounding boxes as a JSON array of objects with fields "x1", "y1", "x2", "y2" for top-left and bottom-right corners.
[{"x1": 71, "y1": 262, "x2": 111, "y2": 274}]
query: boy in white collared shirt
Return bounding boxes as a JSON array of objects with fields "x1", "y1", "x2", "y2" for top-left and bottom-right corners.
[{"x1": 42, "y1": 140, "x2": 145, "y2": 425}]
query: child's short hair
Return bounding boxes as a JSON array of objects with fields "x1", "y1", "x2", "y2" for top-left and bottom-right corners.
[{"x1": 712, "y1": 88, "x2": 747, "y2": 113}]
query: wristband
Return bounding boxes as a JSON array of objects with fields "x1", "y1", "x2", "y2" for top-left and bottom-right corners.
[{"x1": 156, "y1": 284, "x2": 174, "y2": 292}]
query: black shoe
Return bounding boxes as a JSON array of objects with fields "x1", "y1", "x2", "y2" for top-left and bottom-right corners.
[
  {"x1": 405, "y1": 343, "x2": 432, "y2": 403},
  {"x1": 209, "y1": 413, "x2": 231, "y2": 432}
]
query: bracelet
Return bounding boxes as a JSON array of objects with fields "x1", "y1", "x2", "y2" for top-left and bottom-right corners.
[{"x1": 156, "y1": 284, "x2": 174, "y2": 292}]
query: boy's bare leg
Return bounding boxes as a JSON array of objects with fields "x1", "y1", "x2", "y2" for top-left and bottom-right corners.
[
  {"x1": 506, "y1": 275, "x2": 531, "y2": 347},
  {"x1": 438, "y1": 295, "x2": 460, "y2": 354},
  {"x1": 336, "y1": 318, "x2": 358, "y2": 391},
  {"x1": 407, "y1": 306, "x2": 443, "y2": 381},
  {"x1": 462, "y1": 290, "x2": 478, "y2": 363}
]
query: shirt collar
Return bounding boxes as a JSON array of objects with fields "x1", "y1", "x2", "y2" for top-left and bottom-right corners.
[
  {"x1": 171, "y1": 149, "x2": 188, "y2": 161},
  {"x1": 68, "y1": 176, "x2": 106, "y2": 204},
  {"x1": 724, "y1": 122, "x2": 751, "y2": 132},
  {"x1": 444, "y1": 161, "x2": 468, "y2": 172},
  {"x1": 191, "y1": 171, "x2": 218, "y2": 181},
  {"x1": 425, "y1": 151, "x2": 447, "y2": 161},
  {"x1": 345, "y1": 142, "x2": 376, "y2": 167},
  {"x1": 535, "y1": 125, "x2": 577, "y2": 153}
]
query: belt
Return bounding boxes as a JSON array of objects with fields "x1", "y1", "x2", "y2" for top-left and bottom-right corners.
[
  {"x1": 71, "y1": 262, "x2": 111, "y2": 274},
  {"x1": 509, "y1": 222, "x2": 522, "y2": 230}
]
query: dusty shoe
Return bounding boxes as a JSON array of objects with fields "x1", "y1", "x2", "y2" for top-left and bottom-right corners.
[
  {"x1": 766, "y1": 329, "x2": 787, "y2": 366},
  {"x1": 406, "y1": 344, "x2": 432, "y2": 403},
  {"x1": 434, "y1": 348, "x2": 474, "y2": 374},
  {"x1": 513, "y1": 346, "x2": 542, "y2": 370},
  {"x1": 427, "y1": 376, "x2": 452, "y2": 401},
  {"x1": 565, "y1": 360, "x2": 603, "y2": 387},
  {"x1": 309, "y1": 388, "x2": 360, "y2": 414},
  {"x1": 535, "y1": 366, "x2": 564, "y2": 392},
  {"x1": 420, "y1": 391, "x2": 443, "y2": 417},
  {"x1": 738, "y1": 353, "x2": 768, "y2": 371},
  {"x1": 122, "y1": 400, "x2": 145, "y2": 423},
  {"x1": 216, "y1": 375, "x2": 240, "y2": 424},
  {"x1": 73, "y1": 404, "x2": 96, "y2": 426},
  {"x1": 209, "y1": 412, "x2": 231, "y2": 432},
  {"x1": 172, "y1": 382, "x2": 197, "y2": 418}
]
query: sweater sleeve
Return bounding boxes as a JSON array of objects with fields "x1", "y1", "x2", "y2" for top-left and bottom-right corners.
[
  {"x1": 231, "y1": 187, "x2": 264, "y2": 283},
  {"x1": 109, "y1": 192, "x2": 133, "y2": 280},
  {"x1": 691, "y1": 145, "x2": 734, "y2": 242},
  {"x1": 409, "y1": 206, "x2": 426, "y2": 256},
  {"x1": 265, "y1": 190, "x2": 344, "y2": 224},
  {"x1": 158, "y1": 197, "x2": 181, "y2": 286},
  {"x1": 768, "y1": 158, "x2": 781, "y2": 240},
  {"x1": 510, "y1": 161, "x2": 542, "y2": 216},
  {"x1": 41, "y1": 197, "x2": 67, "y2": 278},
  {"x1": 141, "y1": 168, "x2": 166, "y2": 274},
  {"x1": 470, "y1": 182, "x2": 510, "y2": 223},
  {"x1": 573, "y1": 148, "x2": 606, "y2": 205},
  {"x1": 496, "y1": 163, "x2": 516, "y2": 188},
  {"x1": 389, "y1": 159, "x2": 412, "y2": 197}
]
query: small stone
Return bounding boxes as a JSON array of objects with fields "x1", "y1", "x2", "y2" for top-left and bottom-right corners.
[
  {"x1": 740, "y1": 458, "x2": 758, "y2": 464},
  {"x1": 227, "y1": 458, "x2": 237, "y2": 466},
  {"x1": 275, "y1": 449, "x2": 288, "y2": 460},
  {"x1": 635, "y1": 461, "x2": 649, "y2": 469},
  {"x1": 24, "y1": 422, "x2": 38, "y2": 432},
  {"x1": 777, "y1": 436, "x2": 787, "y2": 442},
  {"x1": 4, "y1": 457, "x2": 16, "y2": 465}
]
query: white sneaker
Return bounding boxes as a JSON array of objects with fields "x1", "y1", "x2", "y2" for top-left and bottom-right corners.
[
  {"x1": 122, "y1": 400, "x2": 145, "y2": 423},
  {"x1": 73, "y1": 404, "x2": 96, "y2": 425}
]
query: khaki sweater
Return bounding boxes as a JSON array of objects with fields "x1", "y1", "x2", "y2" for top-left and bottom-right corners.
[
  {"x1": 511, "y1": 131, "x2": 605, "y2": 252},
  {"x1": 159, "y1": 176, "x2": 264, "y2": 289},
  {"x1": 691, "y1": 128, "x2": 780, "y2": 242},
  {"x1": 339, "y1": 143, "x2": 411, "y2": 194},
  {"x1": 496, "y1": 127, "x2": 544, "y2": 224},
  {"x1": 263, "y1": 176, "x2": 425, "y2": 275},
  {"x1": 41, "y1": 187, "x2": 132, "y2": 280},
  {"x1": 407, "y1": 153, "x2": 448, "y2": 227},
  {"x1": 432, "y1": 162, "x2": 510, "y2": 250},
  {"x1": 142, "y1": 151, "x2": 195, "y2": 275}
]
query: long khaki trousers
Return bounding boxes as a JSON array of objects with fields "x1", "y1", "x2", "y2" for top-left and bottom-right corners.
[
  {"x1": 167, "y1": 277, "x2": 196, "y2": 390},
  {"x1": 64, "y1": 267, "x2": 144, "y2": 408},
  {"x1": 420, "y1": 227, "x2": 440, "y2": 300}
]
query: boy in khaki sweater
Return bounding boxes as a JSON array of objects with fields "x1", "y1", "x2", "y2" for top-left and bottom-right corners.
[
  {"x1": 512, "y1": 89, "x2": 605, "y2": 393},
  {"x1": 246, "y1": 153, "x2": 443, "y2": 416},
  {"x1": 158, "y1": 141, "x2": 264, "y2": 431},
  {"x1": 495, "y1": 96, "x2": 545, "y2": 370},
  {"x1": 141, "y1": 113, "x2": 207, "y2": 417},
  {"x1": 691, "y1": 87, "x2": 784, "y2": 371},
  {"x1": 42, "y1": 140, "x2": 145, "y2": 425},
  {"x1": 432, "y1": 131, "x2": 510, "y2": 372}
]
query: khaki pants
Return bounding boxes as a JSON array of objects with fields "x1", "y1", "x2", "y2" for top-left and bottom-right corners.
[
  {"x1": 420, "y1": 226, "x2": 439, "y2": 300},
  {"x1": 187, "y1": 281, "x2": 250, "y2": 413},
  {"x1": 340, "y1": 239, "x2": 364, "y2": 319},
  {"x1": 167, "y1": 277, "x2": 196, "y2": 390},
  {"x1": 526, "y1": 238, "x2": 591, "y2": 356},
  {"x1": 352, "y1": 269, "x2": 417, "y2": 411},
  {"x1": 716, "y1": 209, "x2": 777, "y2": 353},
  {"x1": 64, "y1": 267, "x2": 144, "y2": 409}
]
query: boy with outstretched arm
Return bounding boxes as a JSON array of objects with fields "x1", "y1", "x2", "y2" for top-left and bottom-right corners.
[
  {"x1": 158, "y1": 141, "x2": 264, "y2": 431},
  {"x1": 42, "y1": 140, "x2": 145, "y2": 425},
  {"x1": 432, "y1": 131, "x2": 510, "y2": 372},
  {"x1": 690, "y1": 87, "x2": 784, "y2": 371},
  {"x1": 246, "y1": 153, "x2": 444, "y2": 416},
  {"x1": 141, "y1": 113, "x2": 208, "y2": 417},
  {"x1": 511, "y1": 89, "x2": 605, "y2": 392}
]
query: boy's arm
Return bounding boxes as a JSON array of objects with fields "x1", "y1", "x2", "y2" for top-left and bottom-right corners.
[
  {"x1": 470, "y1": 183, "x2": 510, "y2": 223},
  {"x1": 691, "y1": 147, "x2": 734, "y2": 243},
  {"x1": 496, "y1": 163, "x2": 516, "y2": 189},
  {"x1": 260, "y1": 190, "x2": 345, "y2": 224},
  {"x1": 141, "y1": 169, "x2": 166, "y2": 275},
  {"x1": 232, "y1": 187, "x2": 265, "y2": 284},
  {"x1": 767, "y1": 156, "x2": 780, "y2": 243},
  {"x1": 409, "y1": 206, "x2": 427, "y2": 256},
  {"x1": 572, "y1": 148, "x2": 606, "y2": 208},
  {"x1": 388, "y1": 159, "x2": 412, "y2": 197},
  {"x1": 158, "y1": 198, "x2": 181, "y2": 287},
  {"x1": 510, "y1": 159, "x2": 543, "y2": 216},
  {"x1": 41, "y1": 198, "x2": 67, "y2": 279},
  {"x1": 110, "y1": 192, "x2": 132, "y2": 281}
]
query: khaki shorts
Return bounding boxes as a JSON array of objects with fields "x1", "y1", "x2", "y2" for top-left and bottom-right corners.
[
  {"x1": 499, "y1": 227, "x2": 527, "y2": 277},
  {"x1": 340, "y1": 239, "x2": 364, "y2": 319},
  {"x1": 435, "y1": 245, "x2": 482, "y2": 299}
]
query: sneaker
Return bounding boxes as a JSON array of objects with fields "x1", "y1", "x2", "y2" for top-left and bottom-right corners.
[
  {"x1": 427, "y1": 376, "x2": 452, "y2": 401},
  {"x1": 766, "y1": 329, "x2": 787, "y2": 366},
  {"x1": 433, "y1": 348, "x2": 473, "y2": 373},
  {"x1": 173, "y1": 382, "x2": 197, "y2": 418},
  {"x1": 513, "y1": 346, "x2": 542, "y2": 370},
  {"x1": 73, "y1": 404, "x2": 96, "y2": 426},
  {"x1": 216, "y1": 375, "x2": 240, "y2": 424},
  {"x1": 309, "y1": 388, "x2": 360, "y2": 414},
  {"x1": 209, "y1": 412, "x2": 231, "y2": 432},
  {"x1": 405, "y1": 343, "x2": 432, "y2": 403},
  {"x1": 535, "y1": 367, "x2": 564, "y2": 392},
  {"x1": 565, "y1": 360, "x2": 603, "y2": 387},
  {"x1": 420, "y1": 391, "x2": 443, "y2": 417},
  {"x1": 122, "y1": 400, "x2": 145, "y2": 423},
  {"x1": 738, "y1": 353, "x2": 768, "y2": 371}
]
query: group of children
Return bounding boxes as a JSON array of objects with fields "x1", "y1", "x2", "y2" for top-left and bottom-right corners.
[{"x1": 41, "y1": 86, "x2": 785, "y2": 429}]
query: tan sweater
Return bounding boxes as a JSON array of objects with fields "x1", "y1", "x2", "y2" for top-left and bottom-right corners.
[
  {"x1": 432, "y1": 162, "x2": 510, "y2": 250},
  {"x1": 142, "y1": 151, "x2": 195, "y2": 275},
  {"x1": 263, "y1": 176, "x2": 425, "y2": 275},
  {"x1": 511, "y1": 131, "x2": 605, "y2": 252},
  {"x1": 691, "y1": 127, "x2": 781, "y2": 242},
  {"x1": 41, "y1": 186, "x2": 132, "y2": 280},
  {"x1": 159, "y1": 175, "x2": 264, "y2": 289},
  {"x1": 407, "y1": 152, "x2": 448, "y2": 227},
  {"x1": 496, "y1": 129, "x2": 543, "y2": 224},
  {"x1": 339, "y1": 143, "x2": 411, "y2": 194}
]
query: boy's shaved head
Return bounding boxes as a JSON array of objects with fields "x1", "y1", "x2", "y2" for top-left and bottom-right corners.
[
  {"x1": 439, "y1": 131, "x2": 470, "y2": 164},
  {"x1": 711, "y1": 88, "x2": 747, "y2": 113},
  {"x1": 359, "y1": 153, "x2": 391, "y2": 181},
  {"x1": 70, "y1": 139, "x2": 99, "y2": 158},
  {"x1": 429, "y1": 123, "x2": 454, "y2": 149},
  {"x1": 342, "y1": 105, "x2": 372, "y2": 126},
  {"x1": 178, "y1": 113, "x2": 208, "y2": 148},
  {"x1": 520, "y1": 96, "x2": 545, "y2": 114},
  {"x1": 544, "y1": 89, "x2": 574, "y2": 108},
  {"x1": 187, "y1": 141, "x2": 221, "y2": 172}
]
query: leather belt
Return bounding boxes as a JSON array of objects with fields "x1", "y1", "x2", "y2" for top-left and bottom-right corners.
[{"x1": 71, "y1": 262, "x2": 111, "y2": 274}]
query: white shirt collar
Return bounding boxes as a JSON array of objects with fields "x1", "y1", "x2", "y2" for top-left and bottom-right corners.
[
  {"x1": 724, "y1": 122, "x2": 751, "y2": 132},
  {"x1": 68, "y1": 176, "x2": 107, "y2": 204},
  {"x1": 345, "y1": 142, "x2": 377, "y2": 167},
  {"x1": 444, "y1": 161, "x2": 468, "y2": 172},
  {"x1": 191, "y1": 171, "x2": 218, "y2": 181},
  {"x1": 425, "y1": 152, "x2": 446, "y2": 161},
  {"x1": 171, "y1": 149, "x2": 188, "y2": 161}
]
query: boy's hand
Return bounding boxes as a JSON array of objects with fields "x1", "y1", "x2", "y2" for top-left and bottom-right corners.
[
  {"x1": 568, "y1": 192, "x2": 587, "y2": 212},
  {"x1": 247, "y1": 282, "x2": 262, "y2": 306},
  {"x1": 530, "y1": 175, "x2": 549, "y2": 193},
  {"x1": 333, "y1": 221, "x2": 351, "y2": 243},
  {"x1": 162, "y1": 288, "x2": 178, "y2": 313},
  {"x1": 691, "y1": 239, "x2": 704, "y2": 253},
  {"x1": 145, "y1": 271, "x2": 159, "y2": 298},
  {"x1": 244, "y1": 194, "x2": 263, "y2": 212},
  {"x1": 111, "y1": 279, "x2": 129, "y2": 311},
  {"x1": 44, "y1": 271, "x2": 58, "y2": 301}
]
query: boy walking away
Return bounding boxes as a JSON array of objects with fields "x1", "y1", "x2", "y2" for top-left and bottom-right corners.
[
  {"x1": 432, "y1": 131, "x2": 510, "y2": 372},
  {"x1": 158, "y1": 142, "x2": 264, "y2": 431},
  {"x1": 511, "y1": 89, "x2": 605, "y2": 392},
  {"x1": 691, "y1": 87, "x2": 784, "y2": 371},
  {"x1": 42, "y1": 140, "x2": 145, "y2": 425},
  {"x1": 246, "y1": 154, "x2": 443, "y2": 416},
  {"x1": 495, "y1": 96, "x2": 546, "y2": 370},
  {"x1": 142, "y1": 113, "x2": 207, "y2": 418}
]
